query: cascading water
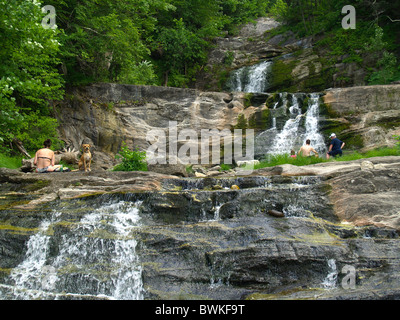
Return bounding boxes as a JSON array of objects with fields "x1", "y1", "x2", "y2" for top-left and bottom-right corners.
[
  {"x1": 6, "y1": 220, "x2": 54, "y2": 299},
  {"x1": 268, "y1": 95, "x2": 303, "y2": 155},
  {"x1": 301, "y1": 93, "x2": 327, "y2": 154},
  {"x1": 254, "y1": 93, "x2": 327, "y2": 157},
  {"x1": 225, "y1": 60, "x2": 273, "y2": 93},
  {"x1": 268, "y1": 93, "x2": 327, "y2": 155},
  {"x1": 226, "y1": 61, "x2": 326, "y2": 157},
  {"x1": 2, "y1": 199, "x2": 144, "y2": 300},
  {"x1": 322, "y1": 259, "x2": 338, "y2": 289}
]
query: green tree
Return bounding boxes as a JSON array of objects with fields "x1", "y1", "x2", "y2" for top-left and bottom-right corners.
[
  {"x1": 153, "y1": 0, "x2": 271, "y2": 86},
  {"x1": 218, "y1": 0, "x2": 270, "y2": 28},
  {"x1": 269, "y1": 0, "x2": 288, "y2": 21},
  {"x1": 49, "y1": 0, "x2": 174, "y2": 84},
  {"x1": 155, "y1": 18, "x2": 209, "y2": 87},
  {"x1": 0, "y1": 0, "x2": 64, "y2": 153},
  {"x1": 366, "y1": 26, "x2": 400, "y2": 84}
]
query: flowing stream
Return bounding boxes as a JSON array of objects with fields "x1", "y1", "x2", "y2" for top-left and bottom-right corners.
[
  {"x1": 226, "y1": 61, "x2": 327, "y2": 157},
  {"x1": 225, "y1": 60, "x2": 273, "y2": 93},
  {"x1": 3, "y1": 200, "x2": 144, "y2": 300},
  {"x1": 268, "y1": 93, "x2": 326, "y2": 156},
  {"x1": 0, "y1": 61, "x2": 335, "y2": 301}
]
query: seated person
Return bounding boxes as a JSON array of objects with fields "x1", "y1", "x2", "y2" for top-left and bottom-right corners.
[
  {"x1": 34, "y1": 139, "x2": 65, "y2": 173},
  {"x1": 298, "y1": 139, "x2": 319, "y2": 157}
]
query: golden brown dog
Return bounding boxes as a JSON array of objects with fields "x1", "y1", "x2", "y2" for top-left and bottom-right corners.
[{"x1": 78, "y1": 144, "x2": 92, "y2": 172}]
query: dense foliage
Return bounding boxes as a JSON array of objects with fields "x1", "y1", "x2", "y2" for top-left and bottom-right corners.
[
  {"x1": 45, "y1": 0, "x2": 272, "y2": 87},
  {"x1": 271, "y1": 0, "x2": 400, "y2": 85},
  {"x1": 0, "y1": 0, "x2": 64, "y2": 154},
  {"x1": 1, "y1": 0, "x2": 271, "y2": 155},
  {"x1": 1, "y1": 0, "x2": 399, "y2": 157}
]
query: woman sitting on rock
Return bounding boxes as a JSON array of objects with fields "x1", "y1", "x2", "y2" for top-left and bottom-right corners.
[{"x1": 34, "y1": 139, "x2": 69, "y2": 173}]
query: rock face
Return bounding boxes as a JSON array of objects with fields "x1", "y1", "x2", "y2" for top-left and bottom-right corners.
[
  {"x1": 195, "y1": 17, "x2": 283, "y2": 91},
  {"x1": 328, "y1": 159, "x2": 400, "y2": 230},
  {"x1": 1, "y1": 157, "x2": 400, "y2": 300},
  {"x1": 55, "y1": 83, "x2": 271, "y2": 172},
  {"x1": 321, "y1": 84, "x2": 400, "y2": 151},
  {"x1": 196, "y1": 17, "x2": 373, "y2": 93},
  {"x1": 196, "y1": 17, "x2": 322, "y2": 92},
  {"x1": 54, "y1": 82, "x2": 400, "y2": 170}
]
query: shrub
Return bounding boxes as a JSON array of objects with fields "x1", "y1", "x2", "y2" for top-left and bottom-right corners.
[
  {"x1": 394, "y1": 135, "x2": 400, "y2": 149},
  {"x1": 113, "y1": 142, "x2": 147, "y2": 171}
]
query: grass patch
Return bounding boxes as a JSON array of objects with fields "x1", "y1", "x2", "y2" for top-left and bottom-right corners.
[
  {"x1": 252, "y1": 147, "x2": 400, "y2": 169},
  {"x1": 0, "y1": 154, "x2": 24, "y2": 169},
  {"x1": 254, "y1": 154, "x2": 326, "y2": 169},
  {"x1": 336, "y1": 147, "x2": 400, "y2": 162}
]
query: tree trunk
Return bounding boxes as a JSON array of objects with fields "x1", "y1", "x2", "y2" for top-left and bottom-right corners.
[{"x1": 12, "y1": 138, "x2": 31, "y2": 158}]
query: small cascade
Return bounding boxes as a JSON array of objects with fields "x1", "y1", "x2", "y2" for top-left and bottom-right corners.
[
  {"x1": 322, "y1": 259, "x2": 338, "y2": 289},
  {"x1": 254, "y1": 92, "x2": 326, "y2": 157},
  {"x1": 268, "y1": 94, "x2": 303, "y2": 155},
  {"x1": 7, "y1": 220, "x2": 53, "y2": 299},
  {"x1": 225, "y1": 60, "x2": 273, "y2": 93},
  {"x1": 4, "y1": 199, "x2": 144, "y2": 300},
  {"x1": 271, "y1": 100, "x2": 278, "y2": 129},
  {"x1": 301, "y1": 93, "x2": 327, "y2": 155},
  {"x1": 212, "y1": 203, "x2": 222, "y2": 221}
]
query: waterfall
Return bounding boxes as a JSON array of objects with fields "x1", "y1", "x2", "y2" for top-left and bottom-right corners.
[
  {"x1": 226, "y1": 60, "x2": 273, "y2": 93},
  {"x1": 268, "y1": 95, "x2": 302, "y2": 155},
  {"x1": 322, "y1": 259, "x2": 338, "y2": 289},
  {"x1": 7, "y1": 220, "x2": 53, "y2": 299},
  {"x1": 213, "y1": 203, "x2": 222, "y2": 221},
  {"x1": 225, "y1": 60, "x2": 326, "y2": 157},
  {"x1": 301, "y1": 93, "x2": 327, "y2": 155},
  {"x1": 4, "y1": 200, "x2": 144, "y2": 300},
  {"x1": 263, "y1": 93, "x2": 326, "y2": 156}
]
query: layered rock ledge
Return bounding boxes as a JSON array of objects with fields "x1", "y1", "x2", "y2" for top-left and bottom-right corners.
[
  {"x1": 1, "y1": 156, "x2": 400, "y2": 231},
  {"x1": 1, "y1": 156, "x2": 400, "y2": 300}
]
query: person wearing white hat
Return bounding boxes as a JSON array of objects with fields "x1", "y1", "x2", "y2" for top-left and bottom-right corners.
[{"x1": 326, "y1": 133, "x2": 345, "y2": 159}]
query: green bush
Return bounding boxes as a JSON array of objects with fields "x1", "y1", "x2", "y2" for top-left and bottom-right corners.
[
  {"x1": 220, "y1": 163, "x2": 233, "y2": 171},
  {"x1": 119, "y1": 60, "x2": 157, "y2": 85},
  {"x1": 15, "y1": 111, "x2": 63, "y2": 153},
  {"x1": 113, "y1": 143, "x2": 148, "y2": 171},
  {"x1": 395, "y1": 135, "x2": 400, "y2": 148}
]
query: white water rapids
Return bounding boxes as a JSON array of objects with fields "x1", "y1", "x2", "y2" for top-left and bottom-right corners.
[
  {"x1": 268, "y1": 93, "x2": 326, "y2": 155},
  {"x1": 3, "y1": 200, "x2": 144, "y2": 300},
  {"x1": 226, "y1": 61, "x2": 327, "y2": 157}
]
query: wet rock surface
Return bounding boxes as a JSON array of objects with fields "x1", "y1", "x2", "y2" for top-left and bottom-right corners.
[{"x1": 0, "y1": 157, "x2": 400, "y2": 300}]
